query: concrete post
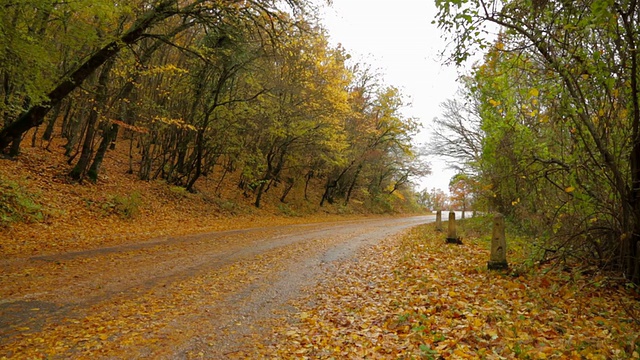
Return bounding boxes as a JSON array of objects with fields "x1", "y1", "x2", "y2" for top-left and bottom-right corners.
[
  {"x1": 446, "y1": 211, "x2": 461, "y2": 244},
  {"x1": 435, "y1": 210, "x2": 442, "y2": 231},
  {"x1": 488, "y1": 213, "x2": 508, "y2": 270}
]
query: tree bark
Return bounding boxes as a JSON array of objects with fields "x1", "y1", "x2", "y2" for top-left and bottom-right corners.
[
  {"x1": 70, "y1": 59, "x2": 114, "y2": 181},
  {"x1": 344, "y1": 164, "x2": 362, "y2": 206}
]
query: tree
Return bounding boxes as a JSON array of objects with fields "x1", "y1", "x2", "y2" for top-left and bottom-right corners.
[
  {"x1": 429, "y1": 85, "x2": 483, "y2": 173},
  {"x1": 0, "y1": 0, "x2": 310, "y2": 153},
  {"x1": 449, "y1": 173, "x2": 475, "y2": 218},
  {"x1": 436, "y1": 0, "x2": 640, "y2": 282}
]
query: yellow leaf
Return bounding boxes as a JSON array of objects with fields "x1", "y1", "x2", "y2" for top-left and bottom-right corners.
[
  {"x1": 529, "y1": 88, "x2": 539, "y2": 97},
  {"x1": 473, "y1": 318, "x2": 483, "y2": 328},
  {"x1": 565, "y1": 186, "x2": 575, "y2": 193}
]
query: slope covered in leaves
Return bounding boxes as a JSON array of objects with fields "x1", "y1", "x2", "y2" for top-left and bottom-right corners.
[
  {"x1": 255, "y1": 221, "x2": 640, "y2": 359},
  {"x1": 0, "y1": 137, "x2": 403, "y2": 260}
]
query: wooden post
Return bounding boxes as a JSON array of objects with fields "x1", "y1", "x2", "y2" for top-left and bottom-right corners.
[
  {"x1": 435, "y1": 210, "x2": 442, "y2": 231},
  {"x1": 446, "y1": 211, "x2": 461, "y2": 244},
  {"x1": 488, "y1": 213, "x2": 508, "y2": 270}
]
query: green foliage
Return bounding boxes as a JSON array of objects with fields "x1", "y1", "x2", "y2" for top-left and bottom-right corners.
[
  {"x1": 436, "y1": 0, "x2": 640, "y2": 281},
  {"x1": 336, "y1": 204, "x2": 354, "y2": 215},
  {"x1": 454, "y1": 214, "x2": 541, "y2": 279},
  {"x1": 212, "y1": 198, "x2": 240, "y2": 215},
  {"x1": 366, "y1": 193, "x2": 395, "y2": 214},
  {"x1": 419, "y1": 344, "x2": 439, "y2": 359},
  {"x1": 0, "y1": 176, "x2": 44, "y2": 226},
  {"x1": 277, "y1": 203, "x2": 300, "y2": 217},
  {"x1": 434, "y1": 0, "x2": 488, "y2": 65},
  {"x1": 168, "y1": 185, "x2": 189, "y2": 197},
  {"x1": 102, "y1": 191, "x2": 142, "y2": 219}
]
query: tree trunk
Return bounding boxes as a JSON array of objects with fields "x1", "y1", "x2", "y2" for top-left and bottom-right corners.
[
  {"x1": 70, "y1": 59, "x2": 114, "y2": 181},
  {"x1": 42, "y1": 102, "x2": 63, "y2": 141},
  {"x1": 64, "y1": 107, "x2": 87, "y2": 158},
  {"x1": 280, "y1": 177, "x2": 295, "y2": 203},
  {"x1": 344, "y1": 164, "x2": 362, "y2": 206},
  {"x1": 304, "y1": 170, "x2": 313, "y2": 201},
  {"x1": 185, "y1": 128, "x2": 204, "y2": 192},
  {"x1": 60, "y1": 99, "x2": 75, "y2": 139},
  {"x1": 320, "y1": 162, "x2": 353, "y2": 206},
  {"x1": 87, "y1": 122, "x2": 118, "y2": 181},
  {"x1": 254, "y1": 149, "x2": 275, "y2": 208},
  {"x1": 619, "y1": 4, "x2": 640, "y2": 284}
]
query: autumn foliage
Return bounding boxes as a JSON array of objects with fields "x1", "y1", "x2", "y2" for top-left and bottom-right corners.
[{"x1": 254, "y1": 221, "x2": 640, "y2": 359}]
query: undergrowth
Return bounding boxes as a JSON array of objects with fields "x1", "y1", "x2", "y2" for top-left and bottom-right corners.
[
  {"x1": 102, "y1": 191, "x2": 142, "y2": 219},
  {"x1": 456, "y1": 214, "x2": 544, "y2": 275},
  {"x1": 0, "y1": 176, "x2": 44, "y2": 226}
]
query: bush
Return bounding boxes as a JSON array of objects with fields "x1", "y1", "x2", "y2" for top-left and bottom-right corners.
[
  {"x1": 278, "y1": 203, "x2": 300, "y2": 217},
  {"x1": 103, "y1": 191, "x2": 142, "y2": 219},
  {"x1": 0, "y1": 176, "x2": 44, "y2": 226},
  {"x1": 212, "y1": 197, "x2": 239, "y2": 214},
  {"x1": 366, "y1": 193, "x2": 395, "y2": 214}
]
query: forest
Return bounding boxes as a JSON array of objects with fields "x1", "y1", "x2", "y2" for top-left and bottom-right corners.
[
  {"x1": 433, "y1": 0, "x2": 640, "y2": 286},
  {"x1": 0, "y1": 0, "x2": 425, "y2": 215}
]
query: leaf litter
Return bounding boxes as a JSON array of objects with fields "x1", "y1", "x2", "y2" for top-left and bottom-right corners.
[{"x1": 253, "y1": 224, "x2": 640, "y2": 359}]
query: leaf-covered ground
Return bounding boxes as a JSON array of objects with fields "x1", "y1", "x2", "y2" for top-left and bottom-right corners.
[
  {"x1": 252, "y1": 223, "x2": 640, "y2": 359},
  {"x1": 0, "y1": 143, "x2": 371, "y2": 260}
]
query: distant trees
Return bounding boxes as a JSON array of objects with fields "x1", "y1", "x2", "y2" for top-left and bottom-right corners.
[
  {"x1": 416, "y1": 187, "x2": 448, "y2": 212},
  {"x1": 429, "y1": 86, "x2": 483, "y2": 174},
  {"x1": 0, "y1": 1, "x2": 424, "y2": 211},
  {"x1": 449, "y1": 173, "x2": 475, "y2": 218},
  {"x1": 436, "y1": 0, "x2": 640, "y2": 283}
]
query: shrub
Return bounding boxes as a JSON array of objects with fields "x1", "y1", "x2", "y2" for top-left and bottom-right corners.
[
  {"x1": 103, "y1": 191, "x2": 142, "y2": 219},
  {"x1": 278, "y1": 203, "x2": 300, "y2": 217},
  {"x1": 0, "y1": 176, "x2": 44, "y2": 226}
]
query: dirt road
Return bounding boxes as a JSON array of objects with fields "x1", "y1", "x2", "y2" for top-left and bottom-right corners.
[{"x1": 0, "y1": 215, "x2": 434, "y2": 358}]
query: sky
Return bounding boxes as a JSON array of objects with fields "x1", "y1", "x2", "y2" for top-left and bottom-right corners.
[{"x1": 313, "y1": 0, "x2": 465, "y2": 193}]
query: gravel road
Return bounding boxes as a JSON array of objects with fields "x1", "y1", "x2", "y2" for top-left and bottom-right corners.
[{"x1": 0, "y1": 215, "x2": 434, "y2": 358}]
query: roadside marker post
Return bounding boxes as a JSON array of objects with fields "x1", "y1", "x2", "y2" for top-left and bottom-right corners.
[
  {"x1": 435, "y1": 210, "x2": 442, "y2": 231},
  {"x1": 446, "y1": 211, "x2": 462, "y2": 244},
  {"x1": 488, "y1": 213, "x2": 509, "y2": 270}
]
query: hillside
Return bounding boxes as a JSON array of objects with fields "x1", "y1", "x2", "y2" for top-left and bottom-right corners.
[{"x1": 0, "y1": 130, "x2": 420, "y2": 259}]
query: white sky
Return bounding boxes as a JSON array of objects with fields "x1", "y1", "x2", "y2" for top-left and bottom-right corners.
[{"x1": 314, "y1": 0, "x2": 464, "y2": 193}]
